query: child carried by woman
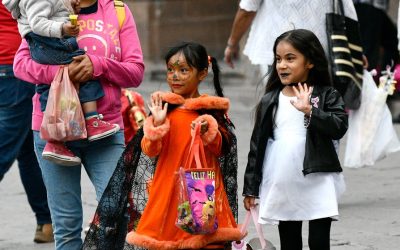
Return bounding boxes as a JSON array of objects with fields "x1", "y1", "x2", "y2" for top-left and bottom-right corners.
[{"x1": 2, "y1": 0, "x2": 119, "y2": 166}]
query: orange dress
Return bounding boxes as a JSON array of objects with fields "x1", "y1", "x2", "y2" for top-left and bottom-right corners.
[{"x1": 126, "y1": 93, "x2": 241, "y2": 249}]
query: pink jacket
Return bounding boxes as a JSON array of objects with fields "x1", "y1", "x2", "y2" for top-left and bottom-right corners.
[{"x1": 13, "y1": 0, "x2": 145, "y2": 131}]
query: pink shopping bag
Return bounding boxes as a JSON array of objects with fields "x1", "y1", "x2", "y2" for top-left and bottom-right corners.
[{"x1": 40, "y1": 66, "x2": 87, "y2": 141}]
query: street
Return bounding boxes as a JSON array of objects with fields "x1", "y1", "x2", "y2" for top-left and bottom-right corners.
[{"x1": 1, "y1": 62, "x2": 399, "y2": 249}]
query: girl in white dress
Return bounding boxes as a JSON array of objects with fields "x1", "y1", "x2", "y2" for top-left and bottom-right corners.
[{"x1": 243, "y1": 29, "x2": 348, "y2": 250}]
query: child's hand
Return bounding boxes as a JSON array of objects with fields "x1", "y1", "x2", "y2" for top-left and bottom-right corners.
[
  {"x1": 62, "y1": 22, "x2": 80, "y2": 37},
  {"x1": 191, "y1": 120, "x2": 208, "y2": 135},
  {"x1": 148, "y1": 93, "x2": 168, "y2": 127},
  {"x1": 70, "y1": 0, "x2": 81, "y2": 13},
  {"x1": 290, "y1": 83, "x2": 313, "y2": 116},
  {"x1": 243, "y1": 196, "x2": 256, "y2": 211}
]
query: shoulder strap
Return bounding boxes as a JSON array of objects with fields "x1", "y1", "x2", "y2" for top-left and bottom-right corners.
[{"x1": 114, "y1": 0, "x2": 126, "y2": 29}]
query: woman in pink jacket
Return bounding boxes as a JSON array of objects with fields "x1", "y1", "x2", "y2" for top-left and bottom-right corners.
[{"x1": 13, "y1": 0, "x2": 144, "y2": 249}]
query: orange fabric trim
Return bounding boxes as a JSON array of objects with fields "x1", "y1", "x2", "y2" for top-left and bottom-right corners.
[
  {"x1": 184, "y1": 96, "x2": 229, "y2": 111},
  {"x1": 142, "y1": 117, "x2": 170, "y2": 157},
  {"x1": 143, "y1": 117, "x2": 170, "y2": 141},
  {"x1": 141, "y1": 136, "x2": 162, "y2": 158},
  {"x1": 152, "y1": 91, "x2": 229, "y2": 111},
  {"x1": 126, "y1": 227, "x2": 243, "y2": 250},
  {"x1": 154, "y1": 91, "x2": 185, "y2": 105}
]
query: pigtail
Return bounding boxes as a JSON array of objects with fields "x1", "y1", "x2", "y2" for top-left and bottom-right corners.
[{"x1": 209, "y1": 56, "x2": 224, "y2": 97}]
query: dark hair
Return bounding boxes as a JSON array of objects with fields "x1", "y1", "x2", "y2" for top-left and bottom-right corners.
[
  {"x1": 263, "y1": 29, "x2": 332, "y2": 94},
  {"x1": 164, "y1": 42, "x2": 224, "y2": 97}
]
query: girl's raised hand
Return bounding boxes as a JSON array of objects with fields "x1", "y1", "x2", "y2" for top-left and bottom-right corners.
[
  {"x1": 148, "y1": 93, "x2": 168, "y2": 127},
  {"x1": 290, "y1": 83, "x2": 313, "y2": 116}
]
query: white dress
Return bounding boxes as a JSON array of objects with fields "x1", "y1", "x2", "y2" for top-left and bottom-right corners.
[{"x1": 258, "y1": 92, "x2": 346, "y2": 225}]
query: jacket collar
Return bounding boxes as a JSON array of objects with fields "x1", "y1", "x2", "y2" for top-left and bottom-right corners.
[{"x1": 154, "y1": 91, "x2": 230, "y2": 112}]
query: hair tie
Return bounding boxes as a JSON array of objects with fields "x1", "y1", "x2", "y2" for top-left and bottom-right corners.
[{"x1": 208, "y1": 55, "x2": 212, "y2": 65}]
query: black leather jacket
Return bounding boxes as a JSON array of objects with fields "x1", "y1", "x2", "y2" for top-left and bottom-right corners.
[{"x1": 243, "y1": 85, "x2": 348, "y2": 197}]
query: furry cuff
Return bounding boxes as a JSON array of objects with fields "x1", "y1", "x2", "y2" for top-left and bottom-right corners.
[
  {"x1": 126, "y1": 227, "x2": 243, "y2": 249},
  {"x1": 151, "y1": 91, "x2": 185, "y2": 105},
  {"x1": 193, "y1": 115, "x2": 219, "y2": 145},
  {"x1": 143, "y1": 116, "x2": 170, "y2": 141}
]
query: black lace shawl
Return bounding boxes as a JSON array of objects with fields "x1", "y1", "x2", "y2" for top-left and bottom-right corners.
[{"x1": 82, "y1": 112, "x2": 238, "y2": 250}]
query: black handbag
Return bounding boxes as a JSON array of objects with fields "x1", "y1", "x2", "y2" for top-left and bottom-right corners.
[{"x1": 326, "y1": 0, "x2": 363, "y2": 109}]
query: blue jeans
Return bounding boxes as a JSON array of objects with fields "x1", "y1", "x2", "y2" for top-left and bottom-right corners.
[
  {"x1": 33, "y1": 131, "x2": 125, "y2": 250},
  {"x1": 25, "y1": 32, "x2": 104, "y2": 112},
  {"x1": 0, "y1": 65, "x2": 51, "y2": 225},
  {"x1": 25, "y1": 32, "x2": 85, "y2": 65}
]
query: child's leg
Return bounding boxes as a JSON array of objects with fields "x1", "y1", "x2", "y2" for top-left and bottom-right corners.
[
  {"x1": 79, "y1": 80, "x2": 105, "y2": 116},
  {"x1": 36, "y1": 84, "x2": 50, "y2": 112},
  {"x1": 79, "y1": 81, "x2": 120, "y2": 141},
  {"x1": 278, "y1": 221, "x2": 303, "y2": 250},
  {"x1": 81, "y1": 101, "x2": 98, "y2": 115},
  {"x1": 25, "y1": 32, "x2": 84, "y2": 65},
  {"x1": 308, "y1": 218, "x2": 332, "y2": 250}
]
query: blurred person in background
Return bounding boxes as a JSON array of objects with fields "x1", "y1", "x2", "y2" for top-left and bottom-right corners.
[
  {"x1": 353, "y1": 0, "x2": 399, "y2": 72},
  {"x1": 224, "y1": 0, "x2": 358, "y2": 80},
  {"x1": 0, "y1": 3, "x2": 53, "y2": 244},
  {"x1": 12, "y1": 0, "x2": 145, "y2": 248}
]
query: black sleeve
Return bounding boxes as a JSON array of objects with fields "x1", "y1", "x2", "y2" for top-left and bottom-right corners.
[
  {"x1": 308, "y1": 88, "x2": 348, "y2": 140},
  {"x1": 243, "y1": 102, "x2": 264, "y2": 198}
]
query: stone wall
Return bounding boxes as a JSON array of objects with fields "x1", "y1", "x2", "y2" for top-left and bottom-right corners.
[{"x1": 124, "y1": 0, "x2": 238, "y2": 62}]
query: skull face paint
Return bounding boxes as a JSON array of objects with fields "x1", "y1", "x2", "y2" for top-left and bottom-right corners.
[{"x1": 166, "y1": 52, "x2": 207, "y2": 99}]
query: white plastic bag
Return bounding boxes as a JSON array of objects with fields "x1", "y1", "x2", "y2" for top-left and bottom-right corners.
[{"x1": 344, "y1": 70, "x2": 400, "y2": 168}]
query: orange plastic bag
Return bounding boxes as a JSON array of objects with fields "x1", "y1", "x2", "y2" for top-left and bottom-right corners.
[
  {"x1": 40, "y1": 66, "x2": 87, "y2": 141},
  {"x1": 175, "y1": 123, "x2": 217, "y2": 234}
]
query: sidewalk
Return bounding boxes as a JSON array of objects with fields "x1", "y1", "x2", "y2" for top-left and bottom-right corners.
[{"x1": 1, "y1": 61, "x2": 399, "y2": 249}]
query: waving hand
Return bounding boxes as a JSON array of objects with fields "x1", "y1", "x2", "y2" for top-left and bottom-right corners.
[
  {"x1": 290, "y1": 83, "x2": 313, "y2": 116},
  {"x1": 148, "y1": 93, "x2": 168, "y2": 126}
]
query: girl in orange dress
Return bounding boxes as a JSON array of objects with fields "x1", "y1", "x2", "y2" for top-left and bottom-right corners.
[{"x1": 126, "y1": 42, "x2": 242, "y2": 249}]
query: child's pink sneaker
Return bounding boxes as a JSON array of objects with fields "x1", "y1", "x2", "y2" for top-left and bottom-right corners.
[
  {"x1": 42, "y1": 141, "x2": 81, "y2": 166},
  {"x1": 86, "y1": 115, "x2": 120, "y2": 141}
]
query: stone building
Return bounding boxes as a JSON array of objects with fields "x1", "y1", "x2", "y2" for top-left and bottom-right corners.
[{"x1": 124, "y1": 0, "x2": 238, "y2": 62}]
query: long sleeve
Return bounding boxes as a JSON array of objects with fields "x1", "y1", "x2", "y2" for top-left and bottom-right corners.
[
  {"x1": 141, "y1": 117, "x2": 170, "y2": 157},
  {"x1": 308, "y1": 88, "x2": 348, "y2": 140},
  {"x1": 243, "y1": 102, "x2": 264, "y2": 197},
  {"x1": 13, "y1": 39, "x2": 59, "y2": 84},
  {"x1": 23, "y1": 0, "x2": 65, "y2": 38}
]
